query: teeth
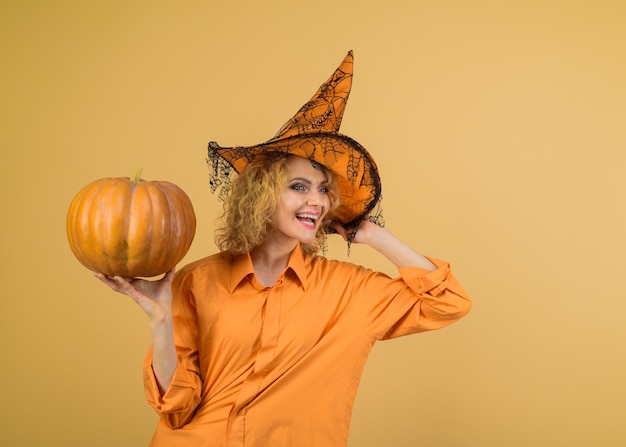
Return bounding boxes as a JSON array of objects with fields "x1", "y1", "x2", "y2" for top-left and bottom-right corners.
[{"x1": 296, "y1": 213, "x2": 318, "y2": 220}]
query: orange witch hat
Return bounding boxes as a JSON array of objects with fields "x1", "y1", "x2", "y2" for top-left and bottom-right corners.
[{"x1": 207, "y1": 50, "x2": 382, "y2": 229}]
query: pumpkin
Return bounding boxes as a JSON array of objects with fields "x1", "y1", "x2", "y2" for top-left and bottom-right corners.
[{"x1": 66, "y1": 167, "x2": 196, "y2": 278}]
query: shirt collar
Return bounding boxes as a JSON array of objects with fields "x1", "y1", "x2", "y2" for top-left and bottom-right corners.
[
  {"x1": 286, "y1": 243, "x2": 308, "y2": 291},
  {"x1": 229, "y1": 243, "x2": 309, "y2": 293}
]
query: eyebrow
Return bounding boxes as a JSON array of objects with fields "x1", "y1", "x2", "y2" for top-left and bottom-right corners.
[{"x1": 288, "y1": 177, "x2": 328, "y2": 186}]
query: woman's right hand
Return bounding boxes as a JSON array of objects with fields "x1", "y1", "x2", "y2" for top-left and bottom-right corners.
[{"x1": 94, "y1": 269, "x2": 175, "y2": 323}]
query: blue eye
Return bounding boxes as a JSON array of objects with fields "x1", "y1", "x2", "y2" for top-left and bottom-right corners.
[
  {"x1": 291, "y1": 183, "x2": 306, "y2": 192},
  {"x1": 319, "y1": 186, "x2": 328, "y2": 194}
]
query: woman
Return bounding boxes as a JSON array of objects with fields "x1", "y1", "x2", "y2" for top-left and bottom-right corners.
[{"x1": 97, "y1": 51, "x2": 471, "y2": 446}]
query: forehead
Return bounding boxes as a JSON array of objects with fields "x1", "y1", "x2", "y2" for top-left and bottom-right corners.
[{"x1": 285, "y1": 156, "x2": 328, "y2": 182}]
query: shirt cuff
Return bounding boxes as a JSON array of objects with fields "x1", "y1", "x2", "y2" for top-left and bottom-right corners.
[
  {"x1": 142, "y1": 347, "x2": 201, "y2": 414},
  {"x1": 398, "y1": 257, "x2": 450, "y2": 297}
]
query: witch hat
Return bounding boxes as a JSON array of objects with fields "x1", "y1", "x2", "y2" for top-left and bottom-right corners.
[{"x1": 207, "y1": 50, "x2": 381, "y2": 229}]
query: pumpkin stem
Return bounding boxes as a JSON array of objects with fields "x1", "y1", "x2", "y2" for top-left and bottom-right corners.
[{"x1": 130, "y1": 167, "x2": 143, "y2": 184}]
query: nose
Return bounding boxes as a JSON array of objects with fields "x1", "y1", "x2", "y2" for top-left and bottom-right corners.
[{"x1": 306, "y1": 190, "x2": 325, "y2": 207}]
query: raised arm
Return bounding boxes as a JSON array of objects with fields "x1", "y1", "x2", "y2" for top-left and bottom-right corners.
[
  {"x1": 334, "y1": 220, "x2": 437, "y2": 270},
  {"x1": 336, "y1": 220, "x2": 471, "y2": 339}
]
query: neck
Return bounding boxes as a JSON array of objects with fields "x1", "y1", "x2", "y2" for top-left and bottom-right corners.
[{"x1": 250, "y1": 239, "x2": 298, "y2": 287}]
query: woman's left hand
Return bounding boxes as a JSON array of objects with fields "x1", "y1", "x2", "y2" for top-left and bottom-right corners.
[{"x1": 333, "y1": 219, "x2": 381, "y2": 245}]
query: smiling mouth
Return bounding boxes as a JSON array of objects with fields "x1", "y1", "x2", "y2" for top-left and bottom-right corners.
[{"x1": 296, "y1": 213, "x2": 319, "y2": 228}]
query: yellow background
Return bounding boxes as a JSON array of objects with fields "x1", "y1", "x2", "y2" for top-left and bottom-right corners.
[{"x1": 2, "y1": 1, "x2": 625, "y2": 446}]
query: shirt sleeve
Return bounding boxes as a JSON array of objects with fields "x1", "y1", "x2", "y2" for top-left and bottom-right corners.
[
  {"x1": 349, "y1": 257, "x2": 472, "y2": 340},
  {"x1": 142, "y1": 270, "x2": 203, "y2": 429}
]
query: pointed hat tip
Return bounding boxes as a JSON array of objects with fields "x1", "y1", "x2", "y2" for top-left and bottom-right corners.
[
  {"x1": 271, "y1": 50, "x2": 355, "y2": 139},
  {"x1": 339, "y1": 50, "x2": 354, "y2": 74}
]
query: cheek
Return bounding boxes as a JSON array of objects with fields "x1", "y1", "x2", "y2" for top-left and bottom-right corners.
[
  {"x1": 322, "y1": 196, "x2": 331, "y2": 216},
  {"x1": 275, "y1": 193, "x2": 299, "y2": 217},
  {"x1": 279, "y1": 193, "x2": 298, "y2": 209}
]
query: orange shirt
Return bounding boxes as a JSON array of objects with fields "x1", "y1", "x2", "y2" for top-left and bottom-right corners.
[{"x1": 143, "y1": 244, "x2": 471, "y2": 446}]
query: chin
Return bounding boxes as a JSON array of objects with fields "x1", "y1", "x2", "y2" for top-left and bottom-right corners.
[
  {"x1": 297, "y1": 232, "x2": 318, "y2": 245},
  {"x1": 297, "y1": 236, "x2": 316, "y2": 245}
]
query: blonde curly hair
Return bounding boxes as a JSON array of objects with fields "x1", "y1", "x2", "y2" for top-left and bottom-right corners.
[{"x1": 215, "y1": 154, "x2": 340, "y2": 256}]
